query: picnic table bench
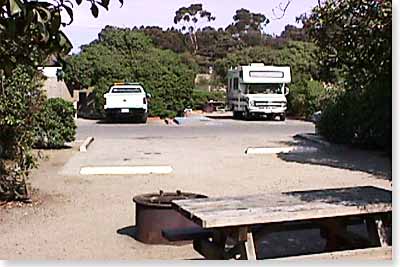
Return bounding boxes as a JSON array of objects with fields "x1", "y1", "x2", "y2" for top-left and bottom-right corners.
[{"x1": 165, "y1": 186, "x2": 391, "y2": 260}]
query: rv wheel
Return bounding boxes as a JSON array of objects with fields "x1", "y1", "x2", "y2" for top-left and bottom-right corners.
[{"x1": 243, "y1": 108, "x2": 252, "y2": 120}]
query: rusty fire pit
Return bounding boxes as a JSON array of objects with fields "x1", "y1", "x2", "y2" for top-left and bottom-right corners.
[{"x1": 133, "y1": 190, "x2": 207, "y2": 245}]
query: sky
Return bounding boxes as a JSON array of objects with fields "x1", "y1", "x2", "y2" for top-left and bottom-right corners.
[{"x1": 63, "y1": 0, "x2": 319, "y2": 53}]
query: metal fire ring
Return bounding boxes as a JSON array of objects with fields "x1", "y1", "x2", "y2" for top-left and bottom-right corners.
[{"x1": 133, "y1": 190, "x2": 207, "y2": 208}]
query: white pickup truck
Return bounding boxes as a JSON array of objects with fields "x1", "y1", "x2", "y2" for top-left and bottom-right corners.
[{"x1": 104, "y1": 83, "x2": 150, "y2": 123}]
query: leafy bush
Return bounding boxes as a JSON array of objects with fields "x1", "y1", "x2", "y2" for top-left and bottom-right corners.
[
  {"x1": 34, "y1": 98, "x2": 77, "y2": 148},
  {"x1": 307, "y1": 0, "x2": 391, "y2": 152},
  {"x1": 0, "y1": 66, "x2": 45, "y2": 201},
  {"x1": 190, "y1": 89, "x2": 226, "y2": 110},
  {"x1": 287, "y1": 80, "x2": 326, "y2": 118},
  {"x1": 317, "y1": 79, "x2": 391, "y2": 151}
]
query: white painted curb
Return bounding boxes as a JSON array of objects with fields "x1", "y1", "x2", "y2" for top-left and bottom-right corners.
[
  {"x1": 245, "y1": 146, "x2": 318, "y2": 154},
  {"x1": 79, "y1": 136, "x2": 94, "y2": 152},
  {"x1": 80, "y1": 166, "x2": 173, "y2": 175},
  {"x1": 246, "y1": 147, "x2": 293, "y2": 154}
]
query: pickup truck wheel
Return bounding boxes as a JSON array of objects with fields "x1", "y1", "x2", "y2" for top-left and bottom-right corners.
[
  {"x1": 233, "y1": 111, "x2": 242, "y2": 120},
  {"x1": 105, "y1": 113, "x2": 113, "y2": 122},
  {"x1": 279, "y1": 113, "x2": 286, "y2": 121},
  {"x1": 140, "y1": 113, "x2": 148, "y2": 123}
]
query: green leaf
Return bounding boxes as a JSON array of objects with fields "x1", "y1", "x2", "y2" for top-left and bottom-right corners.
[
  {"x1": 49, "y1": 10, "x2": 61, "y2": 34},
  {"x1": 57, "y1": 31, "x2": 73, "y2": 54},
  {"x1": 8, "y1": 0, "x2": 23, "y2": 16},
  {"x1": 75, "y1": 0, "x2": 83, "y2": 5},
  {"x1": 99, "y1": 0, "x2": 110, "y2": 10},
  {"x1": 63, "y1": 4, "x2": 74, "y2": 25},
  {"x1": 35, "y1": 6, "x2": 52, "y2": 23},
  {"x1": 91, "y1": 4, "x2": 99, "y2": 18}
]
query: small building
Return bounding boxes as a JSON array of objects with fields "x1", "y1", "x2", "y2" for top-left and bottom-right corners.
[{"x1": 38, "y1": 66, "x2": 74, "y2": 103}]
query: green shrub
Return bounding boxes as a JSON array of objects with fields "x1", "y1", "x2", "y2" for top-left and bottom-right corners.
[
  {"x1": 307, "y1": 0, "x2": 391, "y2": 152},
  {"x1": 0, "y1": 66, "x2": 44, "y2": 201},
  {"x1": 33, "y1": 98, "x2": 76, "y2": 148},
  {"x1": 190, "y1": 89, "x2": 225, "y2": 110},
  {"x1": 287, "y1": 80, "x2": 326, "y2": 118},
  {"x1": 317, "y1": 78, "x2": 391, "y2": 151}
]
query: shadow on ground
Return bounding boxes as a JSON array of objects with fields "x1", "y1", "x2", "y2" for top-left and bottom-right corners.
[
  {"x1": 117, "y1": 225, "x2": 138, "y2": 239},
  {"x1": 97, "y1": 119, "x2": 145, "y2": 125},
  {"x1": 277, "y1": 139, "x2": 391, "y2": 181},
  {"x1": 205, "y1": 115, "x2": 284, "y2": 122}
]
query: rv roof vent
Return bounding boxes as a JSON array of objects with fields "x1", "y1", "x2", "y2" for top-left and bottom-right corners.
[{"x1": 250, "y1": 63, "x2": 265, "y2": 66}]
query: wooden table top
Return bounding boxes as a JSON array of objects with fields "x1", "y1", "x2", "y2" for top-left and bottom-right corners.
[{"x1": 172, "y1": 186, "x2": 392, "y2": 229}]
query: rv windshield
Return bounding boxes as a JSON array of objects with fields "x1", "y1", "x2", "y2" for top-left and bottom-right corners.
[{"x1": 245, "y1": 83, "x2": 283, "y2": 94}]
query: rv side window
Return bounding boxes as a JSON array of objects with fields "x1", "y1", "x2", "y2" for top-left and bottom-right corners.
[{"x1": 233, "y1": 78, "x2": 239, "y2": 90}]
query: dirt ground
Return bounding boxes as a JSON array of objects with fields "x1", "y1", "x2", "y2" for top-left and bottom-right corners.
[{"x1": 0, "y1": 118, "x2": 392, "y2": 260}]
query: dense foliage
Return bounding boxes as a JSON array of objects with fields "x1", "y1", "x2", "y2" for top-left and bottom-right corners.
[
  {"x1": 64, "y1": 27, "x2": 197, "y2": 118},
  {"x1": 191, "y1": 89, "x2": 225, "y2": 110},
  {"x1": 0, "y1": 66, "x2": 44, "y2": 201},
  {"x1": 1, "y1": 0, "x2": 119, "y2": 201},
  {"x1": 305, "y1": 0, "x2": 391, "y2": 151},
  {"x1": 34, "y1": 98, "x2": 77, "y2": 148},
  {"x1": 0, "y1": 0, "x2": 123, "y2": 76}
]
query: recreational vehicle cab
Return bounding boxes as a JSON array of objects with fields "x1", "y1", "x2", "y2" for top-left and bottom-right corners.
[{"x1": 227, "y1": 63, "x2": 291, "y2": 121}]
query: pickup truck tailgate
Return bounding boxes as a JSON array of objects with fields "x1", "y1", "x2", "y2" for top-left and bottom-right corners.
[{"x1": 105, "y1": 94, "x2": 144, "y2": 109}]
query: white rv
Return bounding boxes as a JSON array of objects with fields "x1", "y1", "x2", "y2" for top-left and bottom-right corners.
[{"x1": 227, "y1": 63, "x2": 291, "y2": 121}]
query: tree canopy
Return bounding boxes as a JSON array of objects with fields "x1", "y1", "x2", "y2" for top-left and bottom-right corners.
[
  {"x1": 0, "y1": 0, "x2": 123, "y2": 75},
  {"x1": 173, "y1": 3, "x2": 215, "y2": 54}
]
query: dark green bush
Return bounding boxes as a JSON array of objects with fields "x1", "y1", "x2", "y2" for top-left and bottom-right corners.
[
  {"x1": 0, "y1": 66, "x2": 45, "y2": 201},
  {"x1": 287, "y1": 80, "x2": 326, "y2": 118},
  {"x1": 317, "y1": 78, "x2": 391, "y2": 151},
  {"x1": 34, "y1": 98, "x2": 76, "y2": 148},
  {"x1": 190, "y1": 89, "x2": 225, "y2": 110},
  {"x1": 307, "y1": 0, "x2": 391, "y2": 152}
]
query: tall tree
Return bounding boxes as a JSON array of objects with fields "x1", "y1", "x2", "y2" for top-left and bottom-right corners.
[
  {"x1": 225, "y1": 9, "x2": 269, "y2": 47},
  {"x1": 173, "y1": 3, "x2": 215, "y2": 54}
]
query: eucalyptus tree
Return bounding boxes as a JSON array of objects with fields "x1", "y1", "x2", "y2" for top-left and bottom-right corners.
[{"x1": 173, "y1": 3, "x2": 215, "y2": 54}]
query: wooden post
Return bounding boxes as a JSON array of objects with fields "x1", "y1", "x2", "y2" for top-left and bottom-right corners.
[
  {"x1": 236, "y1": 227, "x2": 257, "y2": 260},
  {"x1": 366, "y1": 215, "x2": 390, "y2": 247}
]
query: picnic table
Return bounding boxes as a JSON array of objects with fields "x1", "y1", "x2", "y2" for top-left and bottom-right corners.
[{"x1": 169, "y1": 186, "x2": 391, "y2": 260}]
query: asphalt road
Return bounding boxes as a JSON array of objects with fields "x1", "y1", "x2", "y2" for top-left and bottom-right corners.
[{"x1": 76, "y1": 116, "x2": 316, "y2": 141}]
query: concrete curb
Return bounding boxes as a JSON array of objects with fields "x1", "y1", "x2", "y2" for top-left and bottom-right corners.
[
  {"x1": 80, "y1": 166, "x2": 173, "y2": 175},
  {"x1": 79, "y1": 136, "x2": 94, "y2": 152},
  {"x1": 246, "y1": 147, "x2": 293, "y2": 154},
  {"x1": 245, "y1": 146, "x2": 318, "y2": 155},
  {"x1": 295, "y1": 133, "x2": 331, "y2": 147}
]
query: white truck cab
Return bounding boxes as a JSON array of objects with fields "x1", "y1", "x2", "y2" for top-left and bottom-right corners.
[
  {"x1": 104, "y1": 82, "x2": 149, "y2": 123},
  {"x1": 227, "y1": 63, "x2": 291, "y2": 121}
]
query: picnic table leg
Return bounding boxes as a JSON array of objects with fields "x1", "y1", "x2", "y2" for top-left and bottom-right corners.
[
  {"x1": 237, "y1": 227, "x2": 257, "y2": 260},
  {"x1": 320, "y1": 218, "x2": 347, "y2": 251},
  {"x1": 366, "y1": 214, "x2": 391, "y2": 247}
]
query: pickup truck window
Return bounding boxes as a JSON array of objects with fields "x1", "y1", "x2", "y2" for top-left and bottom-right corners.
[{"x1": 111, "y1": 87, "x2": 142, "y2": 93}]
